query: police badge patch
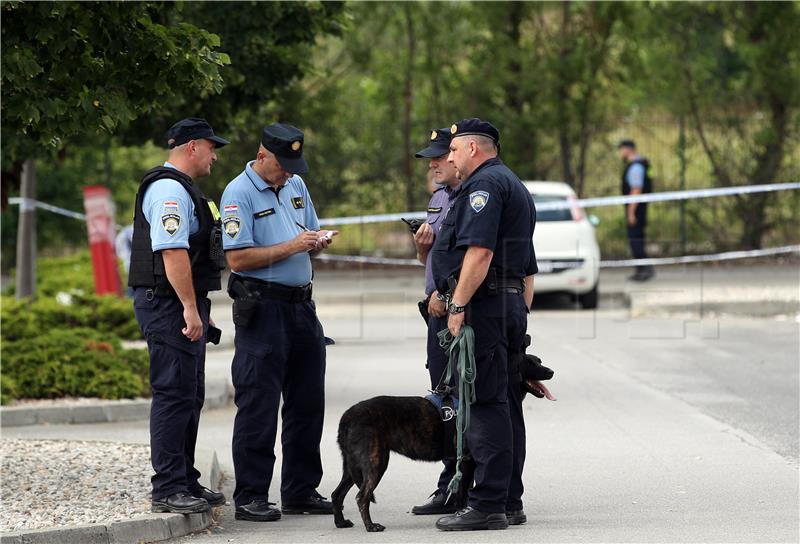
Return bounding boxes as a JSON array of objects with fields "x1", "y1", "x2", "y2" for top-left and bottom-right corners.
[
  {"x1": 223, "y1": 216, "x2": 241, "y2": 239},
  {"x1": 469, "y1": 190, "x2": 490, "y2": 213},
  {"x1": 161, "y1": 213, "x2": 181, "y2": 236}
]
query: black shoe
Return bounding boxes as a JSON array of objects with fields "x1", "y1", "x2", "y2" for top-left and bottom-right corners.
[
  {"x1": 436, "y1": 506, "x2": 509, "y2": 531},
  {"x1": 235, "y1": 499, "x2": 281, "y2": 522},
  {"x1": 151, "y1": 492, "x2": 209, "y2": 514},
  {"x1": 190, "y1": 486, "x2": 226, "y2": 507},
  {"x1": 281, "y1": 493, "x2": 333, "y2": 515},
  {"x1": 629, "y1": 267, "x2": 655, "y2": 282},
  {"x1": 412, "y1": 490, "x2": 459, "y2": 515},
  {"x1": 506, "y1": 510, "x2": 527, "y2": 525}
]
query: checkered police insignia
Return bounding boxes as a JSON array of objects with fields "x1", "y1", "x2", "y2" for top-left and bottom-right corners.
[
  {"x1": 161, "y1": 213, "x2": 181, "y2": 236},
  {"x1": 431, "y1": 130, "x2": 438, "y2": 141},
  {"x1": 291, "y1": 140, "x2": 301, "y2": 151},
  {"x1": 223, "y1": 216, "x2": 241, "y2": 238},
  {"x1": 469, "y1": 191, "x2": 490, "y2": 213}
]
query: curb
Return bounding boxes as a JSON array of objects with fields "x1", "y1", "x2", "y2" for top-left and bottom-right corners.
[
  {"x1": 0, "y1": 449, "x2": 222, "y2": 544},
  {"x1": 0, "y1": 381, "x2": 233, "y2": 428}
]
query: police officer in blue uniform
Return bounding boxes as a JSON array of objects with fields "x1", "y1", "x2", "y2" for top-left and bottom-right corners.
[
  {"x1": 430, "y1": 118, "x2": 537, "y2": 531},
  {"x1": 618, "y1": 139, "x2": 655, "y2": 281},
  {"x1": 410, "y1": 127, "x2": 463, "y2": 515},
  {"x1": 221, "y1": 124, "x2": 337, "y2": 522},
  {"x1": 129, "y1": 118, "x2": 229, "y2": 514}
]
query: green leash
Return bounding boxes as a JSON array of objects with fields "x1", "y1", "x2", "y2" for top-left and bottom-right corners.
[{"x1": 437, "y1": 325, "x2": 477, "y2": 502}]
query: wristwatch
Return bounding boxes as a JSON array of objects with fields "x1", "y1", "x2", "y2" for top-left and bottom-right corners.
[{"x1": 447, "y1": 302, "x2": 466, "y2": 315}]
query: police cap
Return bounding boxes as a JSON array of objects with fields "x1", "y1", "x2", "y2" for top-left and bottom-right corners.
[
  {"x1": 262, "y1": 123, "x2": 308, "y2": 174},
  {"x1": 449, "y1": 118, "x2": 500, "y2": 144},
  {"x1": 414, "y1": 127, "x2": 452, "y2": 158},
  {"x1": 618, "y1": 139, "x2": 636, "y2": 149},
  {"x1": 167, "y1": 118, "x2": 229, "y2": 149}
]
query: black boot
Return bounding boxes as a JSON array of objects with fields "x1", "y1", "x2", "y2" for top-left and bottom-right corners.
[
  {"x1": 436, "y1": 506, "x2": 509, "y2": 531},
  {"x1": 235, "y1": 499, "x2": 281, "y2": 522},
  {"x1": 506, "y1": 510, "x2": 527, "y2": 525},
  {"x1": 190, "y1": 486, "x2": 226, "y2": 507},
  {"x1": 151, "y1": 492, "x2": 209, "y2": 514},
  {"x1": 412, "y1": 490, "x2": 459, "y2": 515},
  {"x1": 281, "y1": 493, "x2": 333, "y2": 515}
]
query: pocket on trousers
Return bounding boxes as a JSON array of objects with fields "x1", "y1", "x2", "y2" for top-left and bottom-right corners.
[
  {"x1": 149, "y1": 335, "x2": 199, "y2": 392},
  {"x1": 231, "y1": 342, "x2": 272, "y2": 389}
]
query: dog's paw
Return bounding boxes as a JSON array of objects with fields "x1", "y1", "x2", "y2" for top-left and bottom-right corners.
[
  {"x1": 366, "y1": 522, "x2": 386, "y2": 532},
  {"x1": 335, "y1": 519, "x2": 354, "y2": 529}
]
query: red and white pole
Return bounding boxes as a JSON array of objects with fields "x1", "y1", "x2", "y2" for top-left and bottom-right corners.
[{"x1": 82, "y1": 185, "x2": 122, "y2": 296}]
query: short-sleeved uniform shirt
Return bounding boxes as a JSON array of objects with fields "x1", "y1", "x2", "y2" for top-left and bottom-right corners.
[
  {"x1": 626, "y1": 155, "x2": 646, "y2": 190},
  {"x1": 142, "y1": 162, "x2": 200, "y2": 252},
  {"x1": 220, "y1": 161, "x2": 320, "y2": 286},
  {"x1": 424, "y1": 185, "x2": 459, "y2": 296},
  {"x1": 431, "y1": 157, "x2": 537, "y2": 295}
]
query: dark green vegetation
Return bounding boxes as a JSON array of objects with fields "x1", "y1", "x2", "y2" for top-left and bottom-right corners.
[
  {"x1": 2, "y1": 1, "x2": 799, "y2": 266},
  {"x1": 1, "y1": 253, "x2": 147, "y2": 404}
]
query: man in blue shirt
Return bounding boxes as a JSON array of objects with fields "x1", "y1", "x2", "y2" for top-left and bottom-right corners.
[
  {"x1": 410, "y1": 127, "x2": 463, "y2": 515},
  {"x1": 129, "y1": 118, "x2": 229, "y2": 514},
  {"x1": 618, "y1": 139, "x2": 655, "y2": 281},
  {"x1": 221, "y1": 124, "x2": 337, "y2": 522}
]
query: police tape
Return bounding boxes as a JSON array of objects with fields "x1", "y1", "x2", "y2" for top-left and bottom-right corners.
[
  {"x1": 317, "y1": 182, "x2": 800, "y2": 226},
  {"x1": 314, "y1": 244, "x2": 800, "y2": 268},
  {"x1": 8, "y1": 197, "x2": 88, "y2": 221}
]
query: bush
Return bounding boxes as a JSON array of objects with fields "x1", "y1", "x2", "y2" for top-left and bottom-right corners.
[{"x1": 0, "y1": 328, "x2": 149, "y2": 405}]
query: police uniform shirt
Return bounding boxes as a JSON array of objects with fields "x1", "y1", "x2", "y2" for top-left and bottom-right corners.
[
  {"x1": 220, "y1": 161, "x2": 319, "y2": 286},
  {"x1": 142, "y1": 161, "x2": 200, "y2": 251},
  {"x1": 625, "y1": 155, "x2": 646, "y2": 190},
  {"x1": 431, "y1": 157, "x2": 537, "y2": 293},
  {"x1": 424, "y1": 185, "x2": 459, "y2": 296}
]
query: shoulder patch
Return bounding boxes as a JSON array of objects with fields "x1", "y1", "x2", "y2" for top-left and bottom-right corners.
[
  {"x1": 291, "y1": 196, "x2": 305, "y2": 209},
  {"x1": 222, "y1": 216, "x2": 240, "y2": 238},
  {"x1": 254, "y1": 208, "x2": 275, "y2": 219},
  {"x1": 161, "y1": 213, "x2": 181, "y2": 236},
  {"x1": 223, "y1": 204, "x2": 239, "y2": 215},
  {"x1": 163, "y1": 201, "x2": 178, "y2": 210},
  {"x1": 469, "y1": 191, "x2": 490, "y2": 213}
]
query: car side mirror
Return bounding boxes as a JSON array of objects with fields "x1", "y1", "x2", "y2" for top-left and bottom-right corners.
[{"x1": 588, "y1": 215, "x2": 600, "y2": 227}]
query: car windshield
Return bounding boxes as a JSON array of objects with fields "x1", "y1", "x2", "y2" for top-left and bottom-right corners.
[{"x1": 531, "y1": 195, "x2": 572, "y2": 222}]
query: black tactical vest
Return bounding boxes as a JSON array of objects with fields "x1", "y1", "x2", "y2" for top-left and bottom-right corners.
[
  {"x1": 621, "y1": 157, "x2": 652, "y2": 196},
  {"x1": 128, "y1": 166, "x2": 225, "y2": 293}
]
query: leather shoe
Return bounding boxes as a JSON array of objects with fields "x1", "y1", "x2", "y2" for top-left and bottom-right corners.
[
  {"x1": 151, "y1": 492, "x2": 209, "y2": 514},
  {"x1": 190, "y1": 486, "x2": 226, "y2": 506},
  {"x1": 436, "y1": 506, "x2": 509, "y2": 531},
  {"x1": 506, "y1": 510, "x2": 527, "y2": 525},
  {"x1": 281, "y1": 493, "x2": 333, "y2": 515},
  {"x1": 235, "y1": 499, "x2": 281, "y2": 522},
  {"x1": 411, "y1": 490, "x2": 459, "y2": 515}
]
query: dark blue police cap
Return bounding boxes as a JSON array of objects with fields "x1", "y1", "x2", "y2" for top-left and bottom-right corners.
[
  {"x1": 167, "y1": 118, "x2": 229, "y2": 149},
  {"x1": 618, "y1": 139, "x2": 636, "y2": 149},
  {"x1": 415, "y1": 127, "x2": 452, "y2": 158},
  {"x1": 262, "y1": 123, "x2": 308, "y2": 174},
  {"x1": 450, "y1": 118, "x2": 500, "y2": 144}
]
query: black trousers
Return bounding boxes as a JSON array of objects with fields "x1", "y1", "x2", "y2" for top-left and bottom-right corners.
[
  {"x1": 133, "y1": 288, "x2": 211, "y2": 500},
  {"x1": 231, "y1": 298, "x2": 326, "y2": 507},
  {"x1": 426, "y1": 313, "x2": 457, "y2": 493},
  {"x1": 626, "y1": 204, "x2": 649, "y2": 270}
]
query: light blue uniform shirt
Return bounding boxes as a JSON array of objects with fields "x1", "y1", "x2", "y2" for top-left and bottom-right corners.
[
  {"x1": 142, "y1": 162, "x2": 200, "y2": 251},
  {"x1": 220, "y1": 161, "x2": 320, "y2": 286},
  {"x1": 626, "y1": 156, "x2": 645, "y2": 190}
]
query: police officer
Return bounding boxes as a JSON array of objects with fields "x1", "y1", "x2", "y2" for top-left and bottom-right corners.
[
  {"x1": 129, "y1": 118, "x2": 229, "y2": 514},
  {"x1": 618, "y1": 139, "x2": 655, "y2": 281},
  {"x1": 220, "y1": 124, "x2": 337, "y2": 522},
  {"x1": 410, "y1": 127, "x2": 463, "y2": 515},
  {"x1": 430, "y1": 118, "x2": 537, "y2": 531}
]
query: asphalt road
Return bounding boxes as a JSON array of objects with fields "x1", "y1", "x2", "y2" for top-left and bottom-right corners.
[{"x1": 7, "y1": 299, "x2": 797, "y2": 543}]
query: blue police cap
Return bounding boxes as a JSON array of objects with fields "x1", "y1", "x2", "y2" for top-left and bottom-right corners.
[
  {"x1": 618, "y1": 139, "x2": 636, "y2": 149},
  {"x1": 167, "y1": 118, "x2": 229, "y2": 149},
  {"x1": 414, "y1": 127, "x2": 452, "y2": 158},
  {"x1": 450, "y1": 118, "x2": 500, "y2": 144},
  {"x1": 262, "y1": 123, "x2": 308, "y2": 174}
]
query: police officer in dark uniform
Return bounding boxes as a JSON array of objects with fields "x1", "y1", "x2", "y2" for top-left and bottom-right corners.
[
  {"x1": 430, "y1": 118, "x2": 537, "y2": 531},
  {"x1": 618, "y1": 139, "x2": 655, "y2": 281},
  {"x1": 220, "y1": 124, "x2": 337, "y2": 522},
  {"x1": 129, "y1": 118, "x2": 229, "y2": 514}
]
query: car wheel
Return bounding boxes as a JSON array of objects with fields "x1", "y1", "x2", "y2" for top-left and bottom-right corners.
[{"x1": 578, "y1": 284, "x2": 598, "y2": 309}]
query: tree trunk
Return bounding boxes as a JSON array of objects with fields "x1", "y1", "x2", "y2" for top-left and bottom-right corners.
[
  {"x1": 557, "y1": 1, "x2": 574, "y2": 188},
  {"x1": 403, "y1": 4, "x2": 415, "y2": 212},
  {"x1": 15, "y1": 159, "x2": 37, "y2": 299}
]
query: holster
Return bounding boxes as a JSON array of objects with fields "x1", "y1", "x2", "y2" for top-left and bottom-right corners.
[
  {"x1": 418, "y1": 296, "x2": 430, "y2": 324},
  {"x1": 227, "y1": 275, "x2": 259, "y2": 328}
]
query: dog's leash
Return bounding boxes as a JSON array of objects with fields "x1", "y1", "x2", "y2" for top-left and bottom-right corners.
[{"x1": 437, "y1": 325, "x2": 476, "y2": 503}]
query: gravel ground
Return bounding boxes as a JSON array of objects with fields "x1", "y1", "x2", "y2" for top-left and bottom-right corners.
[{"x1": 0, "y1": 438, "x2": 152, "y2": 532}]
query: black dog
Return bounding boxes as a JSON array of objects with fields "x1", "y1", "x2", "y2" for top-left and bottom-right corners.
[{"x1": 331, "y1": 353, "x2": 554, "y2": 532}]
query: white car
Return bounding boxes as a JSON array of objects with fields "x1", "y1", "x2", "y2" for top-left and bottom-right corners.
[{"x1": 524, "y1": 181, "x2": 600, "y2": 309}]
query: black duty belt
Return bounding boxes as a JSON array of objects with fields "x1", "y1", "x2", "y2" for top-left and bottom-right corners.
[
  {"x1": 240, "y1": 277, "x2": 312, "y2": 303},
  {"x1": 144, "y1": 286, "x2": 208, "y2": 300}
]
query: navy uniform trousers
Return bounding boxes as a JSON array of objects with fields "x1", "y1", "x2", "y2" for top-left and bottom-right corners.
[
  {"x1": 626, "y1": 203, "x2": 649, "y2": 263},
  {"x1": 463, "y1": 292, "x2": 528, "y2": 513},
  {"x1": 231, "y1": 297, "x2": 326, "y2": 507},
  {"x1": 426, "y1": 313, "x2": 457, "y2": 494},
  {"x1": 133, "y1": 288, "x2": 211, "y2": 500}
]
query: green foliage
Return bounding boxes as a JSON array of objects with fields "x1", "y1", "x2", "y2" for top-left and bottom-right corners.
[{"x1": 0, "y1": 328, "x2": 149, "y2": 405}]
